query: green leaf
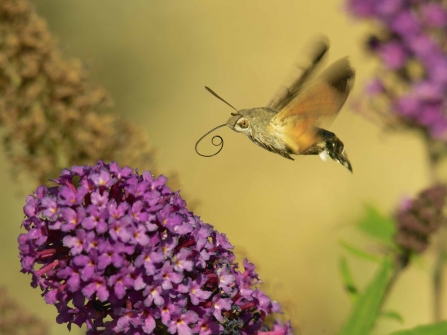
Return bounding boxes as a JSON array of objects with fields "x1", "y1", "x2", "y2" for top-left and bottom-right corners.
[
  {"x1": 380, "y1": 310, "x2": 404, "y2": 324},
  {"x1": 357, "y1": 204, "x2": 396, "y2": 246},
  {"x1": 339, "y1": 256, "x2": 359, "y2": 303},
  {"x1": 388, "y1": 321, "x2": 447, "y2": 335},
  {"x1": 338, "y1": 256, "x2": 393, "y2": 335},
  {"x1": 339, "y1": 239, "x2": 382, "y2": 263}
]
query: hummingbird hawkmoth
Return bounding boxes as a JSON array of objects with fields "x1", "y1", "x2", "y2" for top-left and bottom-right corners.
[{"x1": 195, "y1": 37, "x2": 354, "y2": 172}]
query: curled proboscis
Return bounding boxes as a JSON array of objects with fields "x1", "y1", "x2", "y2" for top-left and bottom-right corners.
[{"x1": 195, "y1": 124, "x2": 227, "y2": 157}]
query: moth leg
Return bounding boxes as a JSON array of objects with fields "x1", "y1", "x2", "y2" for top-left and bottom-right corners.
[
  {"x1": 300, "y1": 144, "x2": 324, "y2": 155},
  {"x1": 301, "y1": 143, "x2": 329, "y2": 162}
]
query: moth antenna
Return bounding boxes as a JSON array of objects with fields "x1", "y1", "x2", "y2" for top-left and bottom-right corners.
[
  {"x1": 195, "y1": 124, "x2": 227, "y2": 157},
  {"x1": 205, "y1": 86, "x2": 238, "y2": 112}
]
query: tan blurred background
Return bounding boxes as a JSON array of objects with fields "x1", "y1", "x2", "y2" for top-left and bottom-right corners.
[{"x1": 0, "y1": 0, "x2": 444, "y2": 334}]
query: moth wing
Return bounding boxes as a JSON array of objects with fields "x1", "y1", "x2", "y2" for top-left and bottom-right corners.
[
  {"x1": 269, "y1": 117, "x2": 317, "y2": 154},
  {"x1": 267, "y1": 36, "x2": 329, "y2": 111},
  {"x1": 270, "y1": 57, "x2": 355, "y2": 154}
]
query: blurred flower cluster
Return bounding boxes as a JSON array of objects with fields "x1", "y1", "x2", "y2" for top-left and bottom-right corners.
[
  {"x1": 0, "y1": 0, "x2": 158, "y2": 186},
  {"x1": 18, "y1": 161, "x2": 291, "y2": 335},
  {"x1": 0, "y1": 286, "x2": 49, "y2": 335},
  {"x1": 347, "y1": 0, "x2": 447, "y2": 155},
  {"x1": 394, "y1": 184, "x2": 447, "y2": 253}
]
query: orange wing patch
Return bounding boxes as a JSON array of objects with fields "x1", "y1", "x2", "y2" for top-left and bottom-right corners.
[
  {"x1": 270, "y1": 117, "x2": 318, "y2": 154},
  {"x1": 273, "y1": 80, "x2": 349, "y2": 126}
]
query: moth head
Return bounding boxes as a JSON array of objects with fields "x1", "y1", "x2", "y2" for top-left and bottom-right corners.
[
  {"x1": 226, "y1": 110, "x2": 253, "y2": 134},
  {"x1": 195, "y1": 87, "x2": 250, "y2": 157}
]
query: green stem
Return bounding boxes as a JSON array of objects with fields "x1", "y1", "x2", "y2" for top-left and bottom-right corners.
[
  {"x1": 434, "y1": 244, "x2": 447, "y2": 322},
  {"x1": 423, "y1": 134, "x2": 445, "y2": 322},
  {"x1": 386, "y1": 252, "x2": 410, "y2": 299}
]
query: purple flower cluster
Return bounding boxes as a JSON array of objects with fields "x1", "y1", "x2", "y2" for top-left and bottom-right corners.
[
  {"x1": 18, "y1": 161, "x2": 291, "y2": 335},
  {"x1": 347, "y1": 0, "x2": 447, "y2": 141},
  {"x1": 394, "y1": 184, "x2": 446, "y2": 253}
]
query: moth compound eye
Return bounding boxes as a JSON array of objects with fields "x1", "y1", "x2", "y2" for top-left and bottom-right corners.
[{"x1": 238, "y1": 118, "x2": 249, "y2": 129}]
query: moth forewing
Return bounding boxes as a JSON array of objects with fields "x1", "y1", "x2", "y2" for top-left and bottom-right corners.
[
  {"x1": 273, "y1": 57, "x2": 355, "y2": 125},
  {"x1": 267, "y1": 37, "x2": 330, "y2": 111}
]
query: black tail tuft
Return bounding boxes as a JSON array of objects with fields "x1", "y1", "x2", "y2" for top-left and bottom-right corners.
[{"x1": 317, "y1": 129, "x2": 353, "y2": 173}]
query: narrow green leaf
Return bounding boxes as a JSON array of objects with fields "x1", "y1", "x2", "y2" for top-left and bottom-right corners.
[
  {"x1": 357, "y1": 204, "x2": 396, "y2": 246},
  {"x1": 339, "y1": 256, "x2": 359, "y2": 303},
  {"x1": 380, "y1": 310, "x2": 404, "y2": 324},
  {"x1": 339, "y1": 239, "x2": 382, "y2": 263},
  {"x1": 338, "y1": 257, "x2": 393, "y2": 335},
  {"x1": 388, "y1": 321, "x2": 447, "y2": 335}
]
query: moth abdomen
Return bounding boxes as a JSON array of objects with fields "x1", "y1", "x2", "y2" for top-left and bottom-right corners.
[{"x1": 302, "y1": 128, "x2": 352, "y2": 172}]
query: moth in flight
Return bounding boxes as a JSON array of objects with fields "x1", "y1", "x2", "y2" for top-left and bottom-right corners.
[{"x1": 195, "y1": 37, "x2": 354, "y2": 172}]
